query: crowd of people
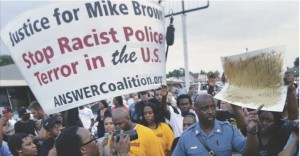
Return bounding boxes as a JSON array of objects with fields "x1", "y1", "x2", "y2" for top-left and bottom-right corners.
[{"x1": 0, "y1": 70, "x2": 298, "y2": 156}]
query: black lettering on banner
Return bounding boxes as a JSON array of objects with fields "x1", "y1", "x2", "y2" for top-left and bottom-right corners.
[
  {"x1": 53, "y1": 75, "x2": 163, "y2": 107},
  {"x1": 131, "y1": 1, "x2": 163, "y2": 20},
  {"x1": 85, "y1": 1, "x2": 128, "y2": 18},
  {"x1": 111, "y1": 45, "x2": 137, "y2": 65},
  {"x1": 9, "y1": 17, "x2": 50, "y2": 46},
  {"x1": 90, "y1": 85, "x2": 101, "y2": 96},
  {"x1": 53, "y1": 8, "x2": 80, "y2": 25}
]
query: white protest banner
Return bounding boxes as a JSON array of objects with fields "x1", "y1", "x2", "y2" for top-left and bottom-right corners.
[
  {"x1": 214, "y1": 46, "x2": 287, "y2": 112},
  {"x1": 1, "y1": 1, "x2": 165, "y2": 114}
]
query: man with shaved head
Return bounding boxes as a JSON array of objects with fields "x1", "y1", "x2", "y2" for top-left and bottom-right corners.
[
  {"x1": 112, "y1": 108, "x2": 164, "y2": 155},
  {"x1": 172, "y1": 94, "x2": 263, "y2": 156}
]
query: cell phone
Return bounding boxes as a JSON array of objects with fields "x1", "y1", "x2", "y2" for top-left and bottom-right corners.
[
  {"x1": 114, "y1": 129, "x2": 138, "y2": 142},
  {"x1": 104, "y1": 132, "x2": 110, "y2": 138},
  {"x1": 2, "y1": 108, "x2": 9, "y2": 116}
]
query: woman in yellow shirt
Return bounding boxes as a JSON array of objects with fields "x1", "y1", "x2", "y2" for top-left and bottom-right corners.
[{"x1": 141, "y1": 102, "x2": 175, "y2": 156}]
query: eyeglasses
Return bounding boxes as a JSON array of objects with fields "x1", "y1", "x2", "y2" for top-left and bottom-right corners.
[{"x1": 81, "y1": 135, "x2": 98, "y2": 146}]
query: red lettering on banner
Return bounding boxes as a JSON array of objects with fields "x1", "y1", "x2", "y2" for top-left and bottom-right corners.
[
  {"x1": 34, "y1": 61, "x2": 79, "y2": 86},
  {"x1": 123, "y1": 26, "x2": 163, "y2": 44},
  {"x1": 22, "y1": 46, "x2": 54, "y2": 69},
  {"x1": 57, "y1": 28, "x2": 119, "y2": 54}
]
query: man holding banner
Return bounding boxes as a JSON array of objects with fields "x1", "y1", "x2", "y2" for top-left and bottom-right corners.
[
  {"x1": 1, "y1": 0, "x2": 166, "y2": 115},
  {"x1": 1, "y1": 1, "x2": 166, "y2": 155}
]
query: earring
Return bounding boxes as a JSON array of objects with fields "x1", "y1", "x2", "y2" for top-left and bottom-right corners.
[{"x1": 17, "y1": 150, "x2": 22, "y2": 153}]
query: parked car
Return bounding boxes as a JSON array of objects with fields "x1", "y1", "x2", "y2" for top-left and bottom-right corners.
[{"x1": 191, "y1": 82, "x2": 208, "y2": 94}]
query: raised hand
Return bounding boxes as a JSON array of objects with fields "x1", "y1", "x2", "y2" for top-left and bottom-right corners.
[
  {"x1": 244, "y1": 104, "x2": 264, "y2": 133},
  {"x1": 113, "y1": 131, "x2": 130, "y2": 155},
  {"x1": 159, "y1": 85, "x2": 169, "y2": 97},
  {"x1": 284, "y1": 71, "x2": 294, "y2": 86},
  {"x1": 0, "y1": 115, "x2": 9, "y2": 126}
]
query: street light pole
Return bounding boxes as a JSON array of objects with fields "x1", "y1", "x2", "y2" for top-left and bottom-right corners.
[
  {"x1": 165, "y1": 0, "x2": 209, "y2": 92},
  {"x1": 181, "y1": 0, "x2": 190, "y2": 91}
]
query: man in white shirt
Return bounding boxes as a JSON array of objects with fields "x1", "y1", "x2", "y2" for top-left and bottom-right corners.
[
  {"x1": 159, "y1": 86, "x2": 197, "y2": 137},
  {"x1": 78, "y1": 105, "x2": 95, "y2": 131}
]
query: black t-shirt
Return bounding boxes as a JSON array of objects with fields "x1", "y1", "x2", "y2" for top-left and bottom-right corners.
[
  {"x1": 14, "y1": 119, "x2": 37, "y2": 136},
  {"x1": 257, "y1": 132, "x2": 289, "y2": 156},
  {"x1": 216, "y1": 110, "x2": 238, "y2": 127},
  {"x1": 40, "y1": 137, "x2": 55, "y2": 156}
]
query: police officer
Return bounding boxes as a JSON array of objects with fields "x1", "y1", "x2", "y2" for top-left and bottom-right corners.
[{"x1": 172, "y1": 94, "x2": 263, "y2": 156}]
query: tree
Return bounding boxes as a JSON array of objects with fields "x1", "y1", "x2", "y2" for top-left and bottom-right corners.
[
  {"x1": 179, "y1": 68, "x2": 185, "y2": 77},
  {"x1": 294, "y1": 57, "x2": 299, "y2": 67},
  {"x1": 206, "y1": 70, "x2": 221, "y2": 78},
  {"x1": 0, "y1": 55, "x2": 14, "y2": 66},
  {"x1": 200, "y1": 70, "x2": 206, "y2": 74},
  {"x1": 292, "y1": 57, "x2": 299, "y2": 77},
  {"x1": 167, "y1": 71, "x2": 173, "y2": 78},
  {"x1": 166, "y1": 68, "x2": 187, "y2": 78},
  {"x1": 214, "y1": 70, "x2": 220, "y2": 78},
  {"x1": 167, "y1": 68, "x2": 220, "y2": 78},
  {"x1": 167, "y1": 69, "x2": 183, "y2": 78},
  {"x1": 173, "y1": 69, "x2": 181, "y2": 78},
  {"x1": 207, "y1": 71, "x2": 215, "y2": 78}
]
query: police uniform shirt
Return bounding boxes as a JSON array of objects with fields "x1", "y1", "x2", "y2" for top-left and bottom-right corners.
[{"x1": 172, "y1": 120, "x2": 247, "y2": 156}]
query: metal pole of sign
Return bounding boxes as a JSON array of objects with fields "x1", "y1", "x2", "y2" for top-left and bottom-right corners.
[{"x1": 165, "y1": 0, "x2": 209, "y2": 93}]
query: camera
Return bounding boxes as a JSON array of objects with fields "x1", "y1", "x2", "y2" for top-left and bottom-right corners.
[
  {"x1": 280, "y1": 119, "x2": 299, "y2": 132},
  {"x1": 114, "y1": 129, "x2": 138, "y2": 142}
]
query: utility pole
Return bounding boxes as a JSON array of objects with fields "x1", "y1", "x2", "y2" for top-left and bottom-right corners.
[
  {"x1": 165, "y1": 0, "x2": 209, "y2": 92},
  {"x1": 181, "y1": 1, "x2": 189, "y2": 92}
]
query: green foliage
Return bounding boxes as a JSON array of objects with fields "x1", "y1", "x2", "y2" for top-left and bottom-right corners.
[
  {"x1": 167, "y1": 68, "x2": 185, "y2": 78},
  {"x1": 200, "y1": 70, "x2": 206, "y2": 74},
  {"x1": 207, "y1": 71, "x2": 214, "y2": 78},
  {"x1": 167, "y1": 68, "x2": 221, "y2": 79},
  {"x1": 214, "y1": 70, "x2": 220, "y2": 77},
  {"x1": 294, "y1": 57, "x2": 299, "y2": 67},
  {"x1": 0, "y1": 55, "x2": 14, "y2": 66},
  {"x1": 206, "y1": 70, "x2": 220, "y2": 78}
]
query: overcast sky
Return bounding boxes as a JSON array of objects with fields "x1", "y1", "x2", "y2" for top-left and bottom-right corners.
[{"x1": 0, "y1": 0, "x2": 299, "y2": 73}]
